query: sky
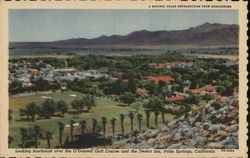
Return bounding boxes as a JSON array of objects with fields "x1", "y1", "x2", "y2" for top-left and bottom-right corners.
[{"x1": 9, "y1": 9, "x2": 238, "y2": 42}]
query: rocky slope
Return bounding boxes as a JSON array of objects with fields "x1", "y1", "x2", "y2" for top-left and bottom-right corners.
[{"x1": 112, "y1": 95, "x2": 239, "y2": 149}]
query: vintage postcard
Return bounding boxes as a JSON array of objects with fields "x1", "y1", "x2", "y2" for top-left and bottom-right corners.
[{"x1": 0, "y1": 0, "x2": 248, "y2": 157}]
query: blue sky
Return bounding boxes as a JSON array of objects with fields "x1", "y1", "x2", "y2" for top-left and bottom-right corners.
[{"x1": 9, "y1": 9, "x2": 238, "y2": 42}]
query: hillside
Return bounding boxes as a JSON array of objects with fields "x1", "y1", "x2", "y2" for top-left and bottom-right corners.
[
  {"x1": 109, "y1": 94, "x2": 239, "y2": 149},
  {"x1": 10, "y1": 23, "x2": 239, "y2": 49}
]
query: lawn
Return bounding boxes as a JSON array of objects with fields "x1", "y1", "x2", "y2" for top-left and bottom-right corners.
[{"x1": 9, "y1": 90, "x2": 174, "y2": 148}]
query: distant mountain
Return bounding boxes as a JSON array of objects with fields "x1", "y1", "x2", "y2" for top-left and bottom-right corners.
[{"x1": 10, "y1": 23, "x2": 239, "y2": 49}]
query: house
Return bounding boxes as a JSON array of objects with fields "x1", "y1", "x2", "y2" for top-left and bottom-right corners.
[
  {"x1": 114, "y1": 72, "x2": 124, "y2": 78},
  {"x1": 149, "y1": 63, "x2": 168, "y2": 68},
  {"x1": 142, "y1": 76, "x2": 175, "y2": 84},
  {"x1": 115, "y1": 72, "x2": 124, "y2": 75},
  {"x1": 122, "y1": 79, "x2": 129, "y2": 83},
  {"x1": 58, "y1": 81, "x2": 67, "y2": 87},
  {"x1": 203, "y1": 85, "x2": 217, "y2": 93},
  {"x1": 42, "y1": 69, "x2": 55, "y2": 78},
  {"x1": 184, "y1": 85, "x2": 217, "y2": 95},
  {"x1": 149, "y1": 62, "x2": 194, "y2": 69},
  {"x1": 58, "y1": 81, "x2": 67, "y2": 90},
  {"x1": 16, "y1": 74, "x2": 31, "y2": 82},
  {"x1": 22, "y1": 81, "x2": 34, "y2": 87},
  {"x1": 28, "y1": 70, "x2": 42, "y2": 75},
  {"x1": 166, "y1": 96, "x2": 186, "y2": 103},
  {"x1": 174, "y1": 91, "x2": 190, "y2": 97},
  {"x1": 178, "y1": 62, "x2": 195, "y2": 68},
  {"x1": 136, "y1": 88, "x2": 150, "y2": 95},
  {"x1": 171, "y1": 106, "x2": 181, "y2": 112},
  {"x1": 56, "y1": 69, "x2": 83, "y2": 76}
]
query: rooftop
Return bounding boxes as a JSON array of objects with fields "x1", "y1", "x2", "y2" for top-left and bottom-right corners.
[
  {"x1": 136, "y1": 88, "x2": 150, "y2": 93},
  {"x1": 167, "y1": 96, "x2": 186, "y2": 101},
  {"x1": 143, "y1": 76, "x2": 175, "y2": 83},
  {"x1": 184, "y1": 85, "x2": 216, "y2": 94}
]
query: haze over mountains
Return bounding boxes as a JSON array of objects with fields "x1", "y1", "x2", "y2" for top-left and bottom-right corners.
[{"x1": 10, "y1": 23, "x2": 239, "y2": 49}]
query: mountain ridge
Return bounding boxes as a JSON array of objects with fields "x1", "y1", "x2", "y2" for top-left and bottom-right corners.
[{"x1": 10, "y1": 23, "x2": 239, "y2": 48}]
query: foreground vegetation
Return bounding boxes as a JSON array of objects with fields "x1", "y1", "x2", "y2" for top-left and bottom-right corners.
[{"x1": 9, "y1": 90, "x2": 175, "y2": 148}]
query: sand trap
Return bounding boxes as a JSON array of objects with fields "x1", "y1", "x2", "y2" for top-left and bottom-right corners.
[
  {"x1": 41, "y1": 96, "x2": 52, "y2": 99},
  {"x1": 69, "y1": 94, "x2": 77, "y2": 97},
  {"x1": 64, "y1": 123, "x2": 79, "y2": 127}
]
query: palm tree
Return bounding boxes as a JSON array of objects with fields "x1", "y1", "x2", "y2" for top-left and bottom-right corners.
[
  {"x1": 154, "y1": 111, "x2": 160, "y2": 127},
  {"x1": 137, "y1": 113, "x2": 143, "y2": 132},
  {"x1": 128, "y1": 112, "x2": 134, "y2": 132},
  {"x1": 70, "y1": 120, "x2": 75, "y2": 141},
  {"x1": 161, "y1": 109, "x2": 165, "y2": 124},
  {"x1": 92, "y1": 119, "x2": 98, "y2": 133},
  {"x1": 110, "y1": 118, "x2": 117, "y2": 137},
  {"x1": 101, "y1": 117, "x2": 107, "y2": 136},
  {"x1": 120, "y1": 114, "x2": 125, "y2": 135},
  {"x1": 58, "y1": 122, "x2": 64, "y2": 147},
  {"x1": 20, "y1": 128, "x2": 27, "y2": 148},
  {"x1": 79, "y1": 120, "x2": 87, "y2": 135},
  {"x1": 144, "y1": 110, "x2": 151, "y2": 128},
  {"x1": 33, "y1": 125, "x2": 41, "y2": 148},
  {"x1": 46, "y1": 131, "x2": 53, "y2": 149}
]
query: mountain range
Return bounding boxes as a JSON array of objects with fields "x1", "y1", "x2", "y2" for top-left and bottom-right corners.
[{"x1": 10, "y1": 23, "x2": 239, "y2": 49}]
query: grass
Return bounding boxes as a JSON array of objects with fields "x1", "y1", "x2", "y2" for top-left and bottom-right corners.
[
  {"x1": 185, "y1": 54, "x2": 238, "y2": 60},
  {"x1": 9, "y1": 90, "x2": 174, "y2": 148}
]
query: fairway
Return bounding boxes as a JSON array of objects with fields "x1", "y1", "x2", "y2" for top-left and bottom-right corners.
[{"x1": 9, "y1": 90, "x2": 174, "y2": 148}]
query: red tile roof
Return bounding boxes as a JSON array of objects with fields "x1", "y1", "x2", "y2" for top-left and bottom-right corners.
[
  {"x1": 149, "y1": 62, "x2": 194, "y2": 67},
  {"x1": 149, "y1": 63, "x2": 168, "y2": 67},
  {"x1": 28, "y1": 70, "x2": 42, "y2": 75},
  {"x1": 167, "y1": 96, "x2": 186, "y2": 101},
  {"x1": 56, "y1": 70, "x2": 82, "y2": 73},
  {"x1": 184, "y1": 85, "x2": 216, "y2": 95},
  {"x1": 205, "y1": 92, "x2": 217, "y2": 95},
  {"x1": 122, "y1": 79, "x2": 129, "y2": 83},
  {"x1": 143, "y1": 76, "x2": 175, "y2": 83},
  {"x1": 174, "y1": 92, "x2": 190, "y2": 97},
  {"x1": 171, "y1": 106, "x2": 181, "y2": 111},
  {"x1": 58, "y1": 81, "x2": 67, "y2": 85},
  {"x1": 136, "y1": 88, "x2": 150, "y2": 93},
  {"x1": 203, "y1": 85, "x2": 216, "y2": 90},
  {"x1": 115, "y1": 72, "x2": 124, "y2": 75}
]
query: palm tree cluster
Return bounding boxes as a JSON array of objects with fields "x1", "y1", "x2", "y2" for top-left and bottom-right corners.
[
  {"x1": 18, "y1": 125, "x2": 53, "y2": 148},
  {"x1": 18, "y1": 106, "x2": 167, "y2": 148}
]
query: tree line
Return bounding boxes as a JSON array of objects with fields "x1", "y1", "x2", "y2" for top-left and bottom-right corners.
[{"x1": 18, "y1": 95, "x2": 96, "y2": 120}]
